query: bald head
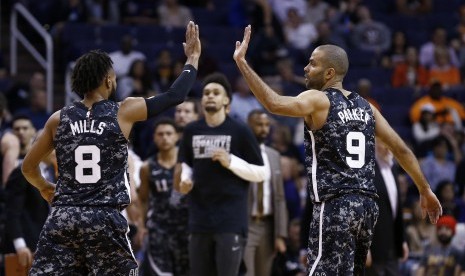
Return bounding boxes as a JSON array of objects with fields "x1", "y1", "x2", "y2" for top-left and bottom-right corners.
[{"x1": 315, "y1": 45, "x2": 349, "y2": 78}]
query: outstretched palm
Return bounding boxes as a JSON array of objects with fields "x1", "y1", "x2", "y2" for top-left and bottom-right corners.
[
  {"x1": 233, "y1": 25, "x2": 252, "y2": 62},
  {"x1": 183, "y1": 21, "x2": 201, "y2": 58}
]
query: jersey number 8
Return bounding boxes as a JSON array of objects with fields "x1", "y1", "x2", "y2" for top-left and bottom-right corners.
[{"x1": 75, "y1": 145, "x2": 101, "y2": 183}]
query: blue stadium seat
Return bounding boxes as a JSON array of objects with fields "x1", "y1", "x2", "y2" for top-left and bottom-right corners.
[
  {"x1": 97, "y1": 25, "x2": 135, "y2": 43},
  {"x1": 191, "y1": 7, "x2": 229, "y2": 26},
  {"x1": 61, "y1": 23, "x2": 97, "y2": 45},
  {"x1": 381, "y1": 105, "x2": 411, "y2": 126}
]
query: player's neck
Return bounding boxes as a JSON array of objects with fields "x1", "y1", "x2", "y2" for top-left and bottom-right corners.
[
  {"x1": 205, "y1": 110, "x2": 226, "y2": 127},
  {"x1": 157, "y1": 148, "x2": 177, "y2": 168},
  {"x1": 82, "y1": 92, "x2": 106, "y2": 108},
  {"x1": 321, "y1": 80, "x2": 343, "y2": 92}
]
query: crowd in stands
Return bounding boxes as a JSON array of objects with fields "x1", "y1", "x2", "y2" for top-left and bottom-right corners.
[{"x1": 2, "y1": 0, "x2": 465, "y2": 275}]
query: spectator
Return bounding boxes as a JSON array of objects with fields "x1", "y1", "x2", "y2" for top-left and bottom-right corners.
[
  {"x1": 357, "y1": 78, "x2": 381, "y2": 111},
  {"x1": 412, "y1": 104, "x2": 440, "y2": 157},
  {"x1": 109, "y1": 35, "x2": 146, "y2": 79},
  {"x1": 310, "y1": 20, "x2": 347, "y2": 50},
  {"x1": 84, "y1": 0, "x2": 120, "y2": 24},
  {"x1": 249, "y1": 25, "x2": 288, "y2": 76},
  {"x1": 230, "y1": 76, "x2": 262, "y2": 123},
  {"x1": 417, "y1": 215, "x2": 462, "y2": 276},
  {"x1": 268, "y1": 0, "x2": 307, "y2": 24},
  {"x1": 152, "y1": 49, "x2": 175, "y2": 92},
  {"x1": 428, "y1": 46, "x2": 462, "y2": 90},
  {"x1": 381, "y1": 31, "x2": 409, "y2": 68},
  {"x1": 271, "y1": 219, "x2": 306, "y2": 276},
  {"x1": 409, "y1": 81, "x2": 465, "y2": 126},
  {"x1": 116, "y1": 59, "x2": 156, "y2": 100},
  {"x1": 281, "y1": 156, "x2": 305, "y2": 221},
  {"x1": 6, "y1": 71, "x2": 46, "y2": 115},
  {"x1": 420, "y1": 135, "x2": 457, "y2": 191},
  {"x1": 303, "y1": 0, "x2": 329, "y2": 25},
  {"x1": 15, "y1": 89, "x2": 52, "y2": 130},
  {"x1": 283, "y1": 8, "x2": 317, "y2": 52},
  {"x1": 392, "y1": 46, "x2": 429, "y2": 89},
  {"x1": 119, "y1": 0, "x2": 158, "y2": 25},
  {"x1": 174, "y1": 98, "x2": 201, "y2": 134},
  {"x1": 435, "y1": 180, "x2": 465, "y2": 222},
  {"x1": 419, "y1": 27, "x2": 459, "y2": 69},
  {"x1": 157, "y1": 0, "x2": 194, "y2": 28},
  {"x1": 395, "y1": 0, "x2": 432, "y2": 15},
  {"x1": 275, "y1": 58, "x2": 306, "y2": 97},
  {"x1": 404, "y1": 199, "x2": 438, "y2": 275},
  {"x1": 350, "y1": 5, "x2": 391, "y2": 53}
]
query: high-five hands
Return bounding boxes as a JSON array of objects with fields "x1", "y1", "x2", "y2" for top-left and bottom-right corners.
[{"x1": 233, "y1": 25, "x2": 252, "y2": 63}]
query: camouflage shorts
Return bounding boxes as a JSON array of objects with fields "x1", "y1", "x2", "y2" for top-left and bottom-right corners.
[
  {"x1": 141, "y1": 227, "x2": 189, "y2": 276},
  {"x1": 307, "y1": 194, "x2": 378, "y2": 276},
  {"x1": 30, "y1": 206, "x2": 138, "y2": 275}
]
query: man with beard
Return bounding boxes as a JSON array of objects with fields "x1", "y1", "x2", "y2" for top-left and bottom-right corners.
[
  {"x1": 21, "y1": 21, "x2": 200, "y2": 275},
  {"x1": 417, "y1": 215, "x2": 462, "y2": 275},
  {"x1": 243, "y1": 109, "x2": 288, "y2": 276},
  {"x1": 174, "y1": 72, "x2": 266, "y2": 276},
  {"x1": 233, "y1": 25, "x2": 442, "y2": 275}
]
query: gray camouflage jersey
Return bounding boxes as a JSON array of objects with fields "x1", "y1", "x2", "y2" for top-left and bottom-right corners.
[
  {"x1": 53, "y1": 100, "x2": 130, "y2": 208},
  {"x1": 304, "y1": 88, "x2": 377, "y2": 203}
]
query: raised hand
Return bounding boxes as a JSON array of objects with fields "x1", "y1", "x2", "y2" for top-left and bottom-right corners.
[
  {"x1": 183, "y1": 21, "x2": 201, "y2": 60},
  {"x1": 233, "y1": 25, "x2": 252, "y2": 62}
]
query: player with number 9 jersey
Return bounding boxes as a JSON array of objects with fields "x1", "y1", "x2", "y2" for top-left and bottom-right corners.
[
  {"x1": 53, "y1": 101, "x2": 130, "y2": 207},
  {"x1": 304, "y1": 88, "x2": 377, "y2": 203}
]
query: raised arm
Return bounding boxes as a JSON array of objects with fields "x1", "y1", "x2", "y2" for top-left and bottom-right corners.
[
  {"x1": 372, "y1": 105, "x2": 442, "y2": 224},
  {"x1": 118, "y1": 21, "x2": 201, "y2": 138},
  {"x1": 233, "y1": 25, "x2": 323, "y2": 117}
]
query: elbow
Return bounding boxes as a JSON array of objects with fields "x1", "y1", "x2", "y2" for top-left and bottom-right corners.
[{"x1": 21, "y1": 162, "x2": 34, "y2": 179}]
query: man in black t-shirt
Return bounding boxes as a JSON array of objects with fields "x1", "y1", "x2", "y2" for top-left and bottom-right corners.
[{"x1": 174, "y1": 73, "x2": 266, "y2": 276}]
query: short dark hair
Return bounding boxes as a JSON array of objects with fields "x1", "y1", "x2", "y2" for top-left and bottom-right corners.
[
  {"x1": 316, "y1": 45, "x2": 349, "y2": 78},
  {"x1": 12, "y1": 114, "x2": 34, "y2": 125},
  {"x1": 247, "y1": 109, "x2": 267, "y2": 121},
  {"x1": 71, "y1": 50, "x2": 113, "y2": 98},
  {"x1": 184, "y1": 98, "x2": 201, "y2": 114},
  {"x1": 153, "y1": 117, "x2": 178, "y2": 133},
  {"x1": 202, "y1": 72, "x2": 232, "y2": 102}
]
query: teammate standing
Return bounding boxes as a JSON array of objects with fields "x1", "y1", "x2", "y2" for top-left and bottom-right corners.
[
  {"x1": 21, "y1": 21, "x2": 200, "y2": 274},
  {"x1": 138, "y1": 118, "x2": 189, "y2": 276},
  {"x1": 233, "y1": 25, "x2": 442, "y2": 275}
]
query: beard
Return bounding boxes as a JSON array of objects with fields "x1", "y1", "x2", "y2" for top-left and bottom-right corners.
[
  {"x1": 204, "y1": 105, "x2": 220, "y2": 113},
  {"x1": 437, "y1": 234, "x2": 453, "y2": 245},
  {"x1": 305, "y1": 75, "x2": 325, "y2": 90}
]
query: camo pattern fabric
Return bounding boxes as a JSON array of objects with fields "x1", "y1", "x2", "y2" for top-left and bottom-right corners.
[
  {"x1": 142, "y1": 157, "x2": 189, "y2": 275},
  {"x1": 53, "y1": 100, "x2": 130, "y2": 208},
  {"x1": 30, "y1": 206, "x2": 138, "y2": 275},
  {"x1": 307, "y1": 194, "x2": 379, "y2": 276},
  {"x1": 304, "y1": 88, "x2": 377, "y2": 203}
]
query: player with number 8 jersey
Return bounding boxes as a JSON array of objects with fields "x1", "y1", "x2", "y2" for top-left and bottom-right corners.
[
  {"x1": 53, "y1": 101, "x2": 131, "y2": 207},
  {"x1": 22, "y1": 21, "x2": 201, "y2": 275}
]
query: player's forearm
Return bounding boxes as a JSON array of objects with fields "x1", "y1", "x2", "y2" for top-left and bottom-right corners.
[
  {"x1": 21, "y1": 166, "x2": 49, "y2": 191},
  {"x1": 393, "y1": 146, "x2": 430, "y2": 194},
  {"x1": 235, "y1": 58, "x2": 282, "y2": 113}
]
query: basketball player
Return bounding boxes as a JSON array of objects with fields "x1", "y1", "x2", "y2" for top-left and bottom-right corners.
[
  {"x1": 138, "y1": 118, "x2": 189, "y2": 275},
  {"x1": 233, "y1": 25, "x2": 442, "y2": 275},
  {"x1": 21, "y1": 21, "x2": 200, "y2": 275}
]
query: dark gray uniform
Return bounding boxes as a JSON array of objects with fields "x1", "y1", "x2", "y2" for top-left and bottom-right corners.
[
  {"x1": 304, "y1": 89, "x2": 379, "y2": 276},
  {"x1": 30, "y1": 101, "x2": 138, "y2": 275},
  {"x1": 142, "y1": 158, "x2": 189, "y2": 276}
]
